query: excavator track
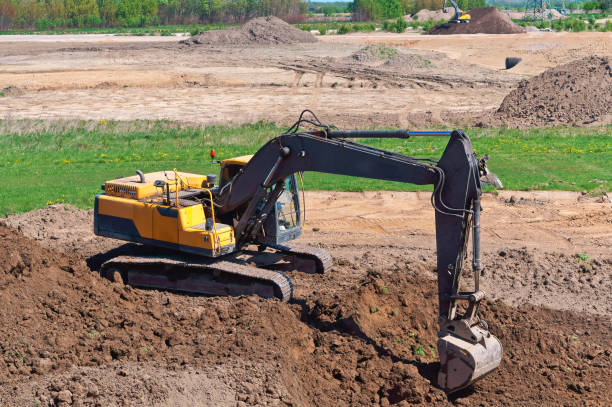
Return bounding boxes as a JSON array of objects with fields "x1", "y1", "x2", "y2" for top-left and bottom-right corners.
[
  {"x1": 266, "y1": 242, "x2": 333, "y2": 274},
  {"x1": 100, "y1": 255, "x2": 293, "y2": 301}
]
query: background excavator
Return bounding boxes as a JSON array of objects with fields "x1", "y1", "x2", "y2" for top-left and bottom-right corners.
[
  {"x1": 94, "y1": 111, "x2": 502, "y2": 393},
  {"x1": 442, "y1": 0, "x2": 471, "y2": 23}
]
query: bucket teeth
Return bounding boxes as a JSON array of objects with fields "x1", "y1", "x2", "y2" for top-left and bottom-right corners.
[{"x1": 437, "y1": 331, "x2": 502, "y2": 393}]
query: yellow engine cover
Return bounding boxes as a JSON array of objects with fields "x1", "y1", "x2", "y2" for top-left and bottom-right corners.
[
  {"x1": 105, "y1": 171, "x2": 209, "y2": 200},
  {"x1": 94, "y1": 171, "x2": 235, "y2": 258}
]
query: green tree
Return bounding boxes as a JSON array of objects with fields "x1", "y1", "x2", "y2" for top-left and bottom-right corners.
[
  {"x1": 98, "y1": 0, "x2": 118, "y2": 25},
  {"x1": 47, "y1": 0, "x2": 66, "y2": 19},
  {"x1": 0, "y1": 0, "x2": 17, "y2": 30},
  {"x1": 16, "y1": 0, "x2": 45, "y2": 27},
  {"x1": 322, "y1": 5, "x2": 337, "y2": 16}
]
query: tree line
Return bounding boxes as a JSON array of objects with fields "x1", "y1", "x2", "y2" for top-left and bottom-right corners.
[{"x1": 0, "y1": 0, "x2": 308, "y2": 30}]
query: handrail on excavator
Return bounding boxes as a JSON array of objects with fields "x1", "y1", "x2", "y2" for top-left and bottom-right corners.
[{"x1": 326, "y1": 129, "x2": 452, "y2": 138}]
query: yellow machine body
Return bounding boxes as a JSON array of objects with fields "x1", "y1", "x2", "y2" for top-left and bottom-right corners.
[{"x1": 94, "y1": 171, "x2": 235, "y2": 257}]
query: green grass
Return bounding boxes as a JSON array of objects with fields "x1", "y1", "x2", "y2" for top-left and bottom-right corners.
[
  {"x1": 0, "y1": 24, "x2": 231, "y2": 36},
  {"x1": 0, "y1": 120, "x2": 610, "y2": 216}
]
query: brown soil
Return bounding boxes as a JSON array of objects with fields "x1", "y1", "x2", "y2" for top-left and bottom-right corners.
[
  {"x1": 182, "y1": 16, "x2": 316, "y2": 46},
  {"x1": 428, "y1": 7, "x2": 526, "y2": 35},
  {"x1": 1, "y1": 205, "x2": 117, "y2": 259},
  {"x1": 409, "y1": 8, "x2": 455, "y2": 22},
  {"x1": 1, "y1": 191, "x2": 610, "y2": 406},
  {"x1": 495, "y1": 56, "x2": 612, "y2": 127}
]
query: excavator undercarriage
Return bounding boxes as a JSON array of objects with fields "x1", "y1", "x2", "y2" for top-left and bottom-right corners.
[{"x1": 93, "y1": 111, "x2": 502, "y2": 393}]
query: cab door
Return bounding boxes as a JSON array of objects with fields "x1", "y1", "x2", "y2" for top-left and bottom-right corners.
[{"x1": 259, "y1": 174, "x2": 302, "y2": 244}]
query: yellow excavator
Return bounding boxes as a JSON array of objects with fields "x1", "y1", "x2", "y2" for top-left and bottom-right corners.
[
  {"x1": 443, "y1": 0, "x2": 471, "y2": 23},
  {"x1": 94, "y1": 111, "x2": 502, "y2": 393}
]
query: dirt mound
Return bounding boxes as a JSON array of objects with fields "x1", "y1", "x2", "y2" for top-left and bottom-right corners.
[
  {"x1": 0, "y1": 223, "x2": 610, "y2": 406},
  {"x1": 428, "y1": 7, "x2": 525, "y2": 35},
  {"x1": 408, "y1": 8, "x2": 454, "y2": 22},
  {"x1": 1, "y1": 85, "x2": 24, "y2": 97},
  {"x1": 497, "y1": 56, "x2": 612, "y2": 127},
  {"x1": 347, "y1": 45, "x2": 434, "y2": 70},
  {"x1": 1, "y1": 204, "x2": 117, "y2": 258},
  {"x1": 182, "y1": 16, "x2": 317, "y2": 46}
]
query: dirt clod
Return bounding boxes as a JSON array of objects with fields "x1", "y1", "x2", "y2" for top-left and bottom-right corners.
[{"x1": 428, "y1": 7, "x2": 525, "y2": 35}]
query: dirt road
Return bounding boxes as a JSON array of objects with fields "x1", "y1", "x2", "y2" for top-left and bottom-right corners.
[{"x1": 1, "y1": 32, "x2": 609, "y2": 127}]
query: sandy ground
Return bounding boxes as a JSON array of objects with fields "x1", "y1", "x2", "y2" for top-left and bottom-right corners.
[
  {"x1": 1, "y1": 32, "x2": 609, "y2": 127},
  {"x1": 319, "y1": 31, "x2": 612, "y2": 75}
]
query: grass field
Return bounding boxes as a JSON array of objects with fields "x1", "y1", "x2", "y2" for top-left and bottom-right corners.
[{"x1": 0, "y1": 120, "x2": 610, "y2": 216}]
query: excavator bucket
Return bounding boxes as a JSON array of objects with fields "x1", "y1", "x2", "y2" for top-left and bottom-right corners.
[{"x1": 437, "y1": 330, "x2": 502, "y2": 393}]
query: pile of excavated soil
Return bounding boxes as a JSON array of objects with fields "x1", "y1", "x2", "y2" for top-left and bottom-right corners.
[
  {"x1": 1, "y1": 204, "x2": 116, "y2": 259},
  {"x1": 408, "y1": 8, "x2": 455, "y2": 22},
  {"x1": 428, "y1": 7, "x2": 525, "y2": 35},
  {"x1": 0, "y1": 223, "x2": 610, "y2": 406},
  {"x1": 497, "y1": 56, "x2": 612, "y2": 127},
  {"x1": 182, "y1": 16, "x2": 317, "y2": 46},
  {"x1": 347, "y1": 45, "x2": 434, "y2": 70}
]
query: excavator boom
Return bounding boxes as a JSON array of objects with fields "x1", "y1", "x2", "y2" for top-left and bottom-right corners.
[{"x1": 209, "y1": 120, "x2": 501, "y2": 392}]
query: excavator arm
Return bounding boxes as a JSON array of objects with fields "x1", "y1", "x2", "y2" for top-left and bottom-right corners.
[
  {"x1": 442, "y1": 0, "x2": 471, "y2": 23},
  {"x1": 213, "y1": 124, "x2": 502, "y2": 392}
]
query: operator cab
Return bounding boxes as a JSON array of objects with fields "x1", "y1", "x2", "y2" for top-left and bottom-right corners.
[{"x1": 219, "y1": 156, "x2": 302, "y2": 245}]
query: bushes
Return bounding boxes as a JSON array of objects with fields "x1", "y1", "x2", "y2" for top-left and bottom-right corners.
[
  {"x1": 421, "y1": 18, "x2": 436, "y2": 31},
  {"x1": 353, "y1": 22, "x2": 376, "y2": 32},
  {"x1": 302, "y1": 22, "x2": 378, "y2": 35},
  {"x1": 598, "y1": 20, "x2": 612, "y2": 31},
  {"x1": 338, "y1": 23, "x2": 352, "y2": 34},
  {"x1": 392, "y1": 16, "x2": 407, "y2": 32},
  {"x1": 545, "y1": 17, "x2": 587, "y2": 32},
  {"x1": 382, "y1": 16, "x2": 407, "y2": 32}
]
